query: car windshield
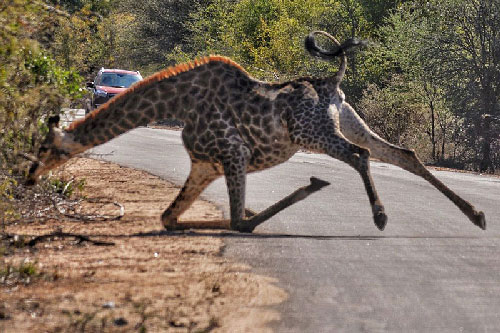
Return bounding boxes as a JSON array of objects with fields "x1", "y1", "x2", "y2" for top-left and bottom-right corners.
[{"x1": 97, "y1": 73, "x2": 141, "y2": 88}]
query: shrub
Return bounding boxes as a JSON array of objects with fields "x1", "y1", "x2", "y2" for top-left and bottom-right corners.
[{"x1": 1, "y1": 0, "x2": 83, "y2": 225}]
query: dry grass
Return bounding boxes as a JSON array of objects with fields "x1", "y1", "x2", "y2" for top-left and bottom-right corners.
[{"x1": 1, "y1": 158, "x2": 286, "y2": 332}]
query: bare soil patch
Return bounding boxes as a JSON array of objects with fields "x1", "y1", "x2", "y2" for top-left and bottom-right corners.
[{"x1": 1, "y1": 158, "x2": 286, "y2": 332}]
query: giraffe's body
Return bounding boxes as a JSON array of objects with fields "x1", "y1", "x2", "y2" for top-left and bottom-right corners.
[{"x1": 28, "y1": 32, "x2": 486, "y2": 232}]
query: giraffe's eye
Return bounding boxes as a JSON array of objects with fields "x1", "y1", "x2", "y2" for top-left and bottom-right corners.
[{"x1": 39, "y1": 147, "x2": 50, "y2": 155}]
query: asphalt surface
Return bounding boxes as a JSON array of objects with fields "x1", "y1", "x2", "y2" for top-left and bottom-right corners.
[{"x1": 91, "y1": 128, "x2": 500, "y2": 332}]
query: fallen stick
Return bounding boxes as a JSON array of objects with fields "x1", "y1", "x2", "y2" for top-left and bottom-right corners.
[{"x1": 27, "y1": 231, "x2": 115, "y2": 247}]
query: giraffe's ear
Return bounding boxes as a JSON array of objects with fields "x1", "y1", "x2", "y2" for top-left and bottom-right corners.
[{"x1": 48, "y1": 115, "x2": 60, "y2": 129}]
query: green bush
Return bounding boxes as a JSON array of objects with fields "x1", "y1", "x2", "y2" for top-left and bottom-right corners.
[{"x1": 1, "y1": 0, "x2": 84, "y2": 225}]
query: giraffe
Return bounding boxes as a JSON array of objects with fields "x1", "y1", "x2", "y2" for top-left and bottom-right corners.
[{"x1": 26, "y1": 31, "x2": 486, "y2": 232}]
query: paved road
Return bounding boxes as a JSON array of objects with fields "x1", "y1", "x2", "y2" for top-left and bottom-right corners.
[{"x1": 91, "y1": 128, "x2": 500, "y2": 332}]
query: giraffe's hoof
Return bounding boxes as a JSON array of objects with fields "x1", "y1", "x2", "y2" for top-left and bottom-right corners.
[
  {"x1": 163, "y1": 225, "x2": 178, "y2": 232},
  {"x1": 307, "y1": 177, "x2": 330, "y2": 193},
  {"x1": 472, "y1": 211, "x2": 486, "y2": 230},
  {"x1": 162, "y1": 218, "x2": 183, "y2": 231},
  {"x1": 374, "y1": 212, "x2": 387, "y2": 231},
  {"x1": 234, "y1": 223, "x2": 256, "y2": 233}
]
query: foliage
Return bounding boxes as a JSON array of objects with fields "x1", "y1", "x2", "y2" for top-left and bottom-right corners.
[
  {"x1": 358, "y1": 76, "x2": 429, "y2": 155},
  {"x1": 0, "y1": 0, "x2": 85, "y2": 225},
  {"x1": 370, "y1": 5, "x2": 447, "y2": 162},
  {"x1": 354, "y1": 0, "x2": 500, "y2": 171},
  {"x1": 0, "y1": 174, "x2": 18, "y2": 227},
  {"x1": 114, "y1": 0, "x2": 211, "y2": 75},
  {"x1": 46, "y1": 0, "x2": 114, "y2": 15},
  {"x1": 180, "y1": 0, "x2": 345, "y2": 80},
  {"x1": 49, "y1": 0, "x2": 127, "y2": 78},
  {"x1": 0, "y1": 260, "x2": 39, "y2": 286},
  {"x1": 1, "y1": 2, "x2": 83, "y2": 161},
  {"x1": 423, "y1": 0, "x2": 500, "y2": 172},
  {"x1": 49, "y1": 177, "x2": 86, "y2": 197},
  {"x1": 374, "y1": 0, "x2": 500, "y2": 171}
]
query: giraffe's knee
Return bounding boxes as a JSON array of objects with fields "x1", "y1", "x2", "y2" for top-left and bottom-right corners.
[
  {"x1": 351, "y1": 145, "x2": 370, "y2": 168},
  {"x1": 402, "y1": 148, "x2": 416, "y2": 158},
  {"x1": 161, "y1": 208, "x2": 176, "y2": 223},
  {"x1": 399, "y1": 147, "x2": 426, "y2": 166},
  {"x1": 161, "y1": 209, "x2": 179, "y2": 230},
  {"x1": 358, "y1": 147, "x2": 370, "y2": 159}
]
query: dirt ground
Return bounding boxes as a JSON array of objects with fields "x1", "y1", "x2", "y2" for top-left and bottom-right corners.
[{"x1": 1, "y1": 158, "x2": 286, "y2": 332}]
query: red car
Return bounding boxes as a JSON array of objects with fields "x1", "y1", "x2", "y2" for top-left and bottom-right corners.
[{"x1": 86, "y1": 68, "x2": 142, "y2": 113}]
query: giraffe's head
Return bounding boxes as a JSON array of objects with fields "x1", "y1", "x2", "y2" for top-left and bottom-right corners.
[{"x1": 26, "y1": 115, "x2": 82, "y2": 185}]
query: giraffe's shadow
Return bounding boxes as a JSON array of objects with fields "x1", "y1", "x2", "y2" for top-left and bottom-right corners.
[
  {"x1": 16, "y1": 230, "x2": 492, "y2": 249},
  {"x1": 97, "y1": 230, "x2": 491, "y2": 241}
]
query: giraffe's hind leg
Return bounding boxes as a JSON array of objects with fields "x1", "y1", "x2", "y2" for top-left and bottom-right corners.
[
  {"x1": 340, "y1": 104, "x2": 486, "y2": 229},
  {"x1": 161, "y1": 161, "x2": 220, "y2": 230},
  {"x1": 291, "y1": 126, "x2": 388, "y2": 230}
]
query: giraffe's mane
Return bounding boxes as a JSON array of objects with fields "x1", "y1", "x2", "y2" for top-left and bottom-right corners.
[{"x1": 66, "y1": 56, "x2": 248, "y2": 131}]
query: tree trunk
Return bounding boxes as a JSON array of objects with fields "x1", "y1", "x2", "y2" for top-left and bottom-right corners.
[
  {"x1": 480, "y1": 115, "x2": 494, "y2": 173},
  {"x1": 423, "y1": 83, "x2": 437, "y2": 162},
  {"x1": 430, "y1": 99, "x2": 436, "y2": 161}
]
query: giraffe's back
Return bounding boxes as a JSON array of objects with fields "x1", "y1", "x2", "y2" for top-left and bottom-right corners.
[{"x1": 166, "y1": 60, "x2": 299, "y2": 171}]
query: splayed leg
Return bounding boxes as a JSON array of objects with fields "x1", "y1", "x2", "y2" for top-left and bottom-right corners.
[{"x1": 166, "y1": 177, "x2": 330, "y2": 232}]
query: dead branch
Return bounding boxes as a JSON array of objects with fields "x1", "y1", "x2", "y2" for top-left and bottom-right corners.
[
  {"x1": 52, "y1": 198, "x2": 124, "y2": 222},
  {"x1": 79, "y1": 151, "x2": 115, "y2": 158},
  {"x1": 27, "y1": 231, "x2": 115, "y2": 247},
  {"x1": 2, "y1": 231, "x2": 114, "y2": 247}
]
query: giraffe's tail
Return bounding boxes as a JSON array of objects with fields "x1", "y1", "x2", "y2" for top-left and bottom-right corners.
[{"x1": 304, "y1": 31, "x2": 367, "y2": 84}]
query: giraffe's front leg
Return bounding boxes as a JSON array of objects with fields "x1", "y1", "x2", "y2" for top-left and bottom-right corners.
[
  {"x1": 339, "y1": 146, "x2": 388, "y2": 230},
  {"x1": 222, "y1": 152, "x2": 252, "y2": 232},
  {"x1": 225, "y1": 158, "x2": 332, "y2": 232},
  {"x1": 219, "y1": 142, "x2": 287, "y2": 232},
  {"x1": 161, "y1": 161, "x2": 219, "y2": 231},
  {"x1": 218, "y1": 141, "x2": 332, "y2": 233}
]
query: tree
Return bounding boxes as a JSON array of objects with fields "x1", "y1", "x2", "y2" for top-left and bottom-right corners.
[
  {"x1": 369, "y1": 0, "x2": 500, "y2": 171},
  {"x1": 48, "y1": 0, "x2": 128, "y2": 78},
  {"x1": 377, "y1": 5, "x2": 448, "y2": 161},
  {"x1": 115, "y1": 0, "x2": 211, "y2": 74},
  {"x1": 358, "y1": 76, "x2": 429, "y2": 155},
  {"x1": 424, "y1": 0, "x2": 500, "y2": 172},
  {"x1": 46, "y1": 0, "x2": 114, "y2": 15},
  {"x1": 177, "y1": 0, "x2": 388, "y2": 83},
  {"x1": 184, "y1": 0, "x2": 343, "y2": 80}
]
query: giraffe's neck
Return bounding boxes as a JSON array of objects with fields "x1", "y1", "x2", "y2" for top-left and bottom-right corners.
[
  {"x1": 65, "y1": 87, "x2": 179, "y2": 149},
  {"x1": 63, "y1": 56, "x2": 251, "y2": 154},
  {"x1": 65, "y1": 71, "x2": 196, "y2": 150}
]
